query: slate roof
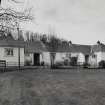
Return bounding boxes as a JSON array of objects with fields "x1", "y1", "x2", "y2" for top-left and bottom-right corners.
[
  {"x1": 0, "y1": 31, "x2": 103, "y2": 54},
  {"x1": 47, "y1": 43, "x2": 91, "y2": 55},
  {"x1": 70, "y1": 44, "x2": 91, "y2": 54},
  {"x1": 0, "y1": 35, "x2": 25, "y2": 48},
  {"x1": 25, "y1": 41, "x2": 48, "y2": 53},
  {"x1": 91, "y1": 43, "x2": 105, "y2": 52},
  {"x1": 46, "y1": 43, "x2": 70, "y2": 52}
]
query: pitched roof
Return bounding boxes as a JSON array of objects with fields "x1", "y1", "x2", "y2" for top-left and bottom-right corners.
[
  {"x1": 92, "y1": 43, "x2": 105, "y2": 52},
  {"x1": 25, "y1": 41, "x2": 48, "y2": 53},
  {"x1": 0, "y1": 40, "x2": 25, "y2": 48},
  {"x1": 46, "y1": 43, "x2": 70, "y2": 52},
  {"x1": 70, "y1": 44, "x2": 91, "y2": 54},
  {"x1": 47, "y1": 43, "x2": 91, "y2": 54},
  {"x1": 0, "y1": 35, "x2": 25, "y2": 48}
]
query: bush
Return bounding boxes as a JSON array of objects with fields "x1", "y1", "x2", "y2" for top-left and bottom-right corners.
[
  {"x1": 99, "y1": 60, "x2": 105, "y2": 68},
  {"x1": 70, "y1": 57, "x2": 77, "y2": 66},
  {"x1": 52, "y1": 61, "x2": 64, "y2": 68},
  {"x1": 25, "y1": 60, "x2": 32, "y2": 66},
  {"x1": 64, "y1": 59, "x2": 69, "y2": 66},
  {"x1": 41, "y1": 61, "x2": 45, "y2": 66},
  {"x1": 83, "y1": 62, "x2": 90, "y2": 68}
]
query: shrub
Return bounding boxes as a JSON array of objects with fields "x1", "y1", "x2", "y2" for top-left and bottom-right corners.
[
  {"x1": 25, "y1": 60, "x2": 32, "y2": 66},
  {"x1": 99, "y1": 60, "x2": 105, "y2": 68},
  {"x1": 52, "y1": 61, "x2": 64, "y2": 68},
  {"x1": 83, "y1": 62, "x2": 90, "y2": 68},
  {"x1": 64, "y1": 59, "x2": 69, "y2": 66},
  {"x1": 70, "y1": 57, "x2": 77, "y2": 66},
  {"x1": 40, "y1": 61, "x2": 45, "y2": 66}
]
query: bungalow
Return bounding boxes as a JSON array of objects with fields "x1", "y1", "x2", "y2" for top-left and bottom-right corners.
[
  {"x1": 24, "y1": 41, "x2": 51, "y2": 66},
  {"x1": 0, "y1": 31, "x2": 104, "y2": 68},
  {"x1": 0, "y1": 33, "x2": 25, "y2": 66},
  {"x1": 69, "y1": 44, "x2": 91, "y2": 65},
  {"x1": 89, "y1": 42, "x2": 105, "y2": 67},
  {"x1": 53, "y1": 42, "x2": 91, "y2": 66}
]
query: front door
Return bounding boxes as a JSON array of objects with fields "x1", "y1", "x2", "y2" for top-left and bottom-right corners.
[
  {"x1": 85, "y1": 55, "x2": 89, "y2": 63},
  {"x1": 34, "y1": 53, "x2": 40, "y2": 66}
]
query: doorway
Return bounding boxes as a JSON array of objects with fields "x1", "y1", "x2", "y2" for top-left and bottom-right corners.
[
  {"x1": 85, "y1": 55, "x2": 89, "y2": 63},
  {"x1": 34, "y1": 53, "x2": 40, "y2": 66}
]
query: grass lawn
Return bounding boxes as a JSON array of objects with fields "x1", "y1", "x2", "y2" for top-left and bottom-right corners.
[{"x1": 0, "y1": 69, "x2": 105, "y2": 105}]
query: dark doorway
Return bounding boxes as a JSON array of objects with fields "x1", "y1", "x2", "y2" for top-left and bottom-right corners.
[
  {"x1": 34, "y1": 53, "x2": 40, "y2": 66},
  {"x1": 85, "y1": 55, "x2": 89, "y2": 63}
]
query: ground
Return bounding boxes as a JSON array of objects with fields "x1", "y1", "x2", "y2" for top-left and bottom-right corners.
[{"x1": 0, "y1": 69, "x2": 105, "y2": 105}]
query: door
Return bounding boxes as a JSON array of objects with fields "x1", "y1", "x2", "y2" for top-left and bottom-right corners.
[
  {"x1": 34, "y1": 53, "x2": 40, "y2": 66},
  {"x1": 85, "y1": 55, "x2": 89, "y2": 63}
]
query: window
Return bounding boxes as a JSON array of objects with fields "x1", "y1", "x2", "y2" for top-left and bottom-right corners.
[
  {"x1": 92, "y1": 54, "x2": 96, "y2": 58},
  {"x1": 66, "y1": 53, "x2": 71, "y2": 58},
  {"x1": 5, "y1": 48, "x2": 14, "y2": 56}
]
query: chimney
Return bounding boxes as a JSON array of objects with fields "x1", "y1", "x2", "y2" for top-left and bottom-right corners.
[
  {"x1": 69, "y1": 41, "x2": 72, "y2": 46},
  {"x1": 97, "y1": 40, "x2": 101, "y2": 45}
]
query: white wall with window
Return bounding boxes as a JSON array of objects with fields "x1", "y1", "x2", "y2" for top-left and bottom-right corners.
[
  {"x1": 24, "y1": 52, "x2": 51, "y2": 66},
  {"x1": 41, "y1": 52, "x2": 51, "y2": 66},
  {"x1": 24, "y1": 53, "x2": 34, "y2": 66},
  {"x1": 95, "y1": 52, "x2": 105, "y2": 65},
  {"x1": 77, "y1": 53, "x2": 85, "y2": 65},
  {"x1": 89, "y1": 53, "x2": 97, "y2": 66},
  {"x1": 0, "y1": 47, "x2": 24, "y2": 66},
  {"x1": 4, "y1": 48, "x2": 14, "y2": 56},
  {"x1": 54, "y1": 52, "x2": 67, "y2": 63}
]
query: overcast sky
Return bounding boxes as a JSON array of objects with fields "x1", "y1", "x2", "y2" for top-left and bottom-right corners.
[{"x1": 2, "y1": 0, "x2": 105, "y2": 44}]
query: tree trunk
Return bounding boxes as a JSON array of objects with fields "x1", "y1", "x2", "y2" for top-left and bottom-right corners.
[{"x1": 50, "y1": 52, "x2": 56, "y2": 68}]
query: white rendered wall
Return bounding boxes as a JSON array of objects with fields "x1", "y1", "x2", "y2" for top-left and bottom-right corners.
[
  {"x1": 25, "y1": 52, "x2": 51, "y2": 66},
  {"x1": 89, "y1": 52, "x2": 105, "y2": 66},
  {"x1": 55, "y1": 52, "x2": 66, "y2": 63},
  {"x1": 55, "y1": 52, "x2": 85, "y2": 64},
  {"x1": 96, "y1": 52, "x2": 105, "y2": 64},
  {"x1": 0, "y1": 47, "x2": 24, "y2": 66},
  {"x1": 77, "y1": 53, "x2": 85, "y2": 64},
  {"x1": 25, "y1": 53, "x2": 34, "y2": 65},
  {"x1": 40, "y1": 52, "x2": 51, "y2": 66}
]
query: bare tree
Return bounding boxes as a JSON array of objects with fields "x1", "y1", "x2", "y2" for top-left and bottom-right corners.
[
  {"x1": 0, "y1": 0, "x2": 34, "y2": 33},
  {"x1": 0, "y1": 0, "x2": 24, "y2": 4},
  {"x1": 8, "y1": 0, "x2": 23, "y2": 3},
  {"x1": 30, "y1": 32, "x2": 34, "y2": 41},
  {"x1": 40, "y1": 34, "x2": 48, "y2": 44},
  {"x1": 25, "y1": 31, "x2": 30, "y2": 41},
  {"x1": 18, "y1": 30, "x2": 24, "y2": 41},
  {"x1": 0, "y1": 0, "x2": 34, "y2": 69},
  {"x1": 48, "y1": 35, "x2": 61, "y2": 68}
]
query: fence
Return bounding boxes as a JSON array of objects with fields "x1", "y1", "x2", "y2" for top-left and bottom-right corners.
[
  {"x1": 0, "y1": 60, "x2": 6, "y2": 67},
  {"x1": 0, "y1": 60, "x2": 6, "y2": 70}
]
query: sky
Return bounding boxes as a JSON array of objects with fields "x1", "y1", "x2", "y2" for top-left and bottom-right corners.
[{"x1": 2, "y1": 0, "x2": 105, "y2": 44}]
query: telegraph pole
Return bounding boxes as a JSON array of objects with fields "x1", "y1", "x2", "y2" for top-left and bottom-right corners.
[
  {"x1": 17, "y1": 27, "x2": 20, "y2": 70},
  {"x1": 16, "y1": 22, "x2": 20, "y2": 70}
]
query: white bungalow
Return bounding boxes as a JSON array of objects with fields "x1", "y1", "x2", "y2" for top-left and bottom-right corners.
[
  {"x1": 69, "y1": 44, "x2": 91, "y2": 65},
  {"x1": 53, "y1": 43, "x2": 91, "y2": 66},
  {"x1": 24, "y1": 40, "x2": 51, "y2": 66},
  {"x1": 89, "y1": 42, "x2": 105, "y2": 67},
  {"x1": 0, "y1": 33, "x2": 25, "y2": 66}
]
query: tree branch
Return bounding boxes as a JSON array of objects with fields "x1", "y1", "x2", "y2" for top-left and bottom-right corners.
[{"x1": 8, "y1": 0, "x2": 24, "y2": 3}]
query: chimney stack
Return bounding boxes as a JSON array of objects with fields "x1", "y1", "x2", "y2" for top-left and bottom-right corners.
[
  {"x1": 97, "y1": 40, "x2": 101, "y2": 45},
  {"x1": 69, "y1": 41, "x2": 72, "y2": 46}
]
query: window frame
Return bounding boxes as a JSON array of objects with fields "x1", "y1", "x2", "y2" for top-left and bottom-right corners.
[
  {"x1": 4, "y1": 48, "x2": 14, "y2": 57},
  {"x1": 92, "y1": 54, "x2": 96, "y2": 58}
]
